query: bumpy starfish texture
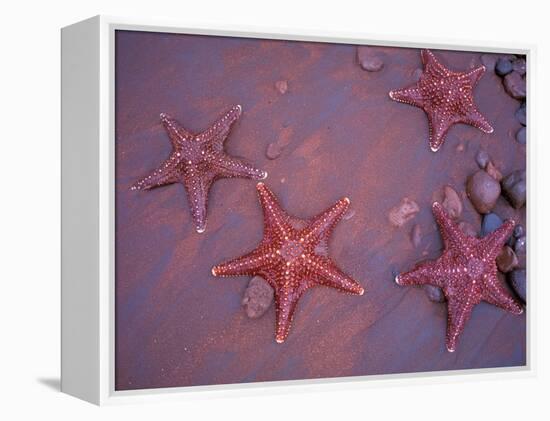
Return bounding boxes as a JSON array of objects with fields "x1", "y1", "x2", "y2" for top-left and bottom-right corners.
[
  {"x1": 395, "y1": 202, "x2": 523, "y2": 352},
  {"x1": 212, "y1": 183, "x2": 365, "y2": 343},
  {"x1": 389, "y1": 49, "x2": 493, "y2": 152},
  {"x1": 131, "y1": 105, "x2": 267, "y2": 233}
]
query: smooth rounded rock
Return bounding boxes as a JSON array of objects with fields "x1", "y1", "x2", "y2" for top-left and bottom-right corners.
[
  {"x1": 515, "y1": 103, "x2": 526, "y2": 126},
  {"x1": 467, "y1": 170, "x2": 501, "y2": 214},
  {"x1": 508, "y1": 269, "x2": 526, "y2": 303},
  {"x1": 516, "y1": 126, "x2": 526, "y2": 144},
  {"x1": 495, "y1": 57, "x2": 513, "y2": 76},
  {"x1": 481, "y1": 213, "x2": 503, "y2": 236},
  {"x1": 501, "y1": 170, "x2": 526, "y2": 209},
  {"x1": 424, "y1": 285, "x2": 446, "y2": 303},
  {"x1": 512, "y1": 58, "x2": 526, "y2": 76},
  {"x1": 242, "y1": 276, "x2": 274, "y2": 319},
  {"x1": 442, "y1": 185, "x2": 463, "y2": 219},
  {"x1": 476, "y1": 149, "x2": 490, "y2": 169},
  {"x1": 496, "y1": 246, "x2": 519, "y2": 273},
  {"x1": 503, "y1": 71, "x2": 526, "y2": 100}
]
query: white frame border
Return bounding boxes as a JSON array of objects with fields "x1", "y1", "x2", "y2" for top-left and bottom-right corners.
[{"x1": 93, "y1": 15, "x2": 535, "y2": 405}]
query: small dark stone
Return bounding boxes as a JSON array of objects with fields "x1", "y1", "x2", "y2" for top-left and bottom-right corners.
[
  {"x1": 266, "y1": 142, "x2": 283, "y2": 160},
  {"x1": 503, "y1": 71, "x2": 526, "y2": 100},
  {"x1": 423, "y1": 285, "x2": 446, "y2": 303},
  {"x1": 501, "y1": 170, "x2": 526, "y2": 209},
  {"x1": 242, "y1": 276, "x2": 274, "y2": 319},
  {"x1": 512, "y1": 58, "x2": 526, "y2": 76},
  {"x1": 508, "y1": 269, "x2": 526, "y2": 303},
  {"x1": 481, "y1": 213, "x2": 503, "y2": 236},
  {"x1": 475, "y1": 149, "x2": 490, "y2": 169},
  {"x1": 514, "y1": 224, "x2": 525, "y2": 238},
  {"x1": 466, "y1": 170, "x2": 501, "y2": 214},
  {"x1": 514, "y1": 235, "x2": 526, "y2": 255},
  {"x1": 496, "y1": 246, "x2": 518, "y2": 273},
  {"x1": 495, "y1": 57, "x2": 513, "y2": 76},
  {"x1": 515, "y1": 103, "x2": 526, "y2": 126},
  {"x1": 357, "y1": 46, "x2": 384, "y2": 72},
  {"x1": 516, "y1": 126, "x2": 526, "y2": 144}
]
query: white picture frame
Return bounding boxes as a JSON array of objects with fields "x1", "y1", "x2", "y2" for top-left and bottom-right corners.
[{"x1": 61, "y1": 15, "x2": 535, "y2": 405}]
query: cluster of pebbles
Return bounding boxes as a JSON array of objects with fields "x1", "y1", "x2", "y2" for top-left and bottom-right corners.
[{"x1": 482, "y1": 53, "x2": 527, "y2": 144}]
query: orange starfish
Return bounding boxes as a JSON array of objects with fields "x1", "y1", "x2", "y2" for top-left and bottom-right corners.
[
  {"x1": 212, "y1": 183, "x2": 365, "y2": 343},
  {"x1": 389, "y1": 49, "x2": 493, "y2": 152},
  {"x1": 131, "y1": 105, "x2": 267, "y2": 233},
  {"x1": 395, "y1": 202, "x2": 523, "y2": 352}
]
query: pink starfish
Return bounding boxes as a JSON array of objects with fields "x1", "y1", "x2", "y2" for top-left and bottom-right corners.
[
  {"x1": 389, "y1": 49, "x2": 493, "y2": 152},
  {"x1": 395, "y1": 202, "x2": 523, "y2": 352},
  {"x1": 131, "y1": 105, "x2": 267, "y2": 233}
]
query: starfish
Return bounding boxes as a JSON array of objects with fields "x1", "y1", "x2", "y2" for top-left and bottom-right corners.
[
  {"x1": 211, "y1": 183, "x2": 365, "y2": 343},
  {"x1": 131, "y1": 105, "x2": 267, "y2": 233},
  {"x1": 389, "y1": 49, "x2": 493, "y2": 152},
  {"x1": 395, "y1": 202, "x2": 523, "y2": 352}
]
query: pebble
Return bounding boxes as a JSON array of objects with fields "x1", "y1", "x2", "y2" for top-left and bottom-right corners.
[
  {"x1": 410, "y1": 224, "x2": 422, "y2": 248},
  {"x1": 480, "y1": 54, "x2": 497, "y2": 70},
  {"x1": 357, "y1": 46, "x2": 384, "y2": 72},
  {"x1": 242, "y1": 276, "x2": 274, "y2": 319},
  {"x1": 503, "y1": 71, "x2": 526, "y2": 100},
  {"x1": 442, "y1": 185, "x2": 463, "y2": 219},
  {"x1": 495, "y1": 57, "x2": 513, "y2": 76},
  {"x1": 481, "y1": 213, "x2": 503, "y2": 236},
  {"x1": 424, "y1": 285, "x2": 446, "y2": 303},
  {"x1": 513, "y1": 224, "x2": 525, "y2": 238},
  {"x1": 459, "y1": 221, "x2": 478, "y2": 237},
  {"x1": 266, "y1": 142, "x2": 283, "y2": 159},
  {"x1": 388, "y1": 197, "x2": 420, "y2": 227},
  {"x1": 466, "y1": 170, "x2": 501, "y2": 214},
  {"x1": 476, "y1": 149, "x2": 490, "y2": 169},
  {"x1": 515, "y1": 102, "x2": 526, "y2": 126},
  {"x1": 514, "y1": 235, "x2": 526, "y2": 268},
  {"x1": 501, "y1": 170, "x2": 526, "y2": 209},
  {"x1": 512, "y1": 58, "x2": 526, "y2": 76},
  {"x1": 508, "y1": 269, "x2": 526, "y2": 303},
  {"x1": 275, "y1": 80, "x2": 288, "y2": 94},
  {"x1": 485, "y1": 161, "x2": 503, "y2": 182},
  {"x1": 515, "y1": 126, "x2": 526, "y2": 145},
  {"x1": 496, "y1": 246, "x2": 518, "y2": 273}
]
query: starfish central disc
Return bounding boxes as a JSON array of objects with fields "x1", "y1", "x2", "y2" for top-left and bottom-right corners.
[{"x1": 280, "y1": 240, "x2": 305, "y2": 261}]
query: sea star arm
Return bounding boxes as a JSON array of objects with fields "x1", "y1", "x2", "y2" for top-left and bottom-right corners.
[
  {"x1": 464, "y1": 65, "x2": 486, "y2": 86},
  {"x1": 389, "y1": 85, "x2": 425, "y2": 108},
  {"x1": 130, "y1": 152, "x2": 181, "y2": 190},
  {"x1": 210, "y1": 153, "x2": 267, "y2": 180},
  {"x1": 256, "y1": 183, "x2": 294, "y2": 239},
  {"x1": 480, "y1": 220, "x2": 516, "y2": 260},
  {"x1": 427, "y1": 111, "x2": 456, "y2": 152},
  {"x1": 482, "y1": 272, "x2": 523, "y2": 314},
  {"x1": 200, "y1": 105, "x2": 243, "y2": 149},
  {"x1": 309, "y1": 256, "x2": 364, "y2": 295},
  {"x1": 432, "y1": 202, "x2": 470, "y2": 253},
  {"x1": 395, "y1": 258, "x2": 445, "y2": 288},
  {"x1": 160, "y1": 113, "x2": 194, "y2": 147},
  {"x1": 421, "y1": 49, "x2": 450, "y2": 78},
  {"x1": 182, "y1": 172, "x2": 215, "y2": 233},
  {"x1": 211, "y1": 246, "x2": 272, "y2": 277},
  {"x1": 274, "y1": 283, "x2": 310, "y2": 343},
  {"x1": 301, "y1": 197, "x2": 351, "y2": 243},
  {"x1": 461, "y1": 108, "x2": 494, "y2": 133},
  {"x1": 445, "y1": 295, "x2": 477, "y2": 352}
]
